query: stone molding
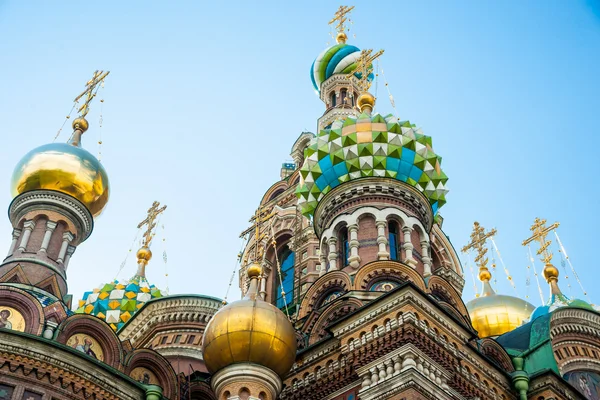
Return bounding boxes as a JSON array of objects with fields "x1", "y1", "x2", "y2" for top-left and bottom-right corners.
[
  {"x1": 9, "y1": 190, "x2": 93, "y2": 244},
  {"x1": 528, "y1": 371, "x2": 583, "y2": 400},
  {"x1": 211, "y1": 363, "x2": 282, "y2": 400},
  {"x1": 0, "y1": 330, "x2": 144, "y2": 400},
  {"x1": 313, "y1": 178, "x2": 434, "y2": 237},
  {"x1": 118, "y1": 295, "x2": 222, "y2": 345}
]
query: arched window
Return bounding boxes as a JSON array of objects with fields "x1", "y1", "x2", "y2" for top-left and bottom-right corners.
[
  {"x1": 276, "y1": 248, "x2": 295, "y2": 309},
  {"x1": 339, "y1": 227, "x2": 349, "y2": 266},
  {"x1": 341, "y1": 89, "x2": 348, "y2": 105},
  {"x1": 330, "y1": 91, "x2": 337, "y2": 107},
  {"x1": 388, "y1": 221, "x2": 399, "y2": 260}
]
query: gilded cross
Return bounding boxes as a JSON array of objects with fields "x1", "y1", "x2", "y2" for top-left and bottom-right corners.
[
  {"x1": 461, "y1": 222, "x2": 497, "y2": 270},
  {"x1": 329, "y1": 5, "x2": 355, "y2": 33},
  {"x1": 522, "y1": 218, "x2": 560, "y2": 265},
  {"x1": 74, "y1": 70, "x2": 110, "y2": 117},
  {"x1": 137, "y1": 201, "x2": 167, "y2": 248},
  {"x1": 240, "y1": 205, "x2": 277, "y2": 261},
  {"x1": 347, "y1": 48, "x2": 385, "y2": 92}
]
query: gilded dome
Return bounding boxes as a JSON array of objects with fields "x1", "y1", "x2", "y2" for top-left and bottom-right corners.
[
  {"x1": 202, "y1": 266, "x2": 297, "y2": 378},
  {"x1": 11, "y1": 142, "x2": 109, "y2": 217},
  {"x1": 467, "y1": 292, "x2": 535, "y2": 338}
]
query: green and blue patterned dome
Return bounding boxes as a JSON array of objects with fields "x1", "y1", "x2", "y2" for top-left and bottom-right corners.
[
  {"x1": 310, "y1": 43, "x2": 372, "y2": 93},
  {"x1": 296, "y1": 112, "x2": 448, "y2": 217},
  {"x1": 76, "y1": 274, "x2": 164, "y2": 331},
  {"x1": 530, "y1": 291, "x2": 594, "y2": 321}
]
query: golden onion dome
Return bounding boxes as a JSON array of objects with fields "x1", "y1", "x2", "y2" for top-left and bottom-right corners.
[
  {"x1": 202, "y1": 263, "x2": 297, "y2": 378},
  {"x1": 466, "y1": 283, "x2": 535, "y2": 338},
  {"x1": 10, "y1": 120, "x2": 109, "y2": 217}
]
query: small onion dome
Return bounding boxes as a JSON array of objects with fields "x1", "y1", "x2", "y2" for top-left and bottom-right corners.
[
  {"x1": 202, "y1": 263, "x2": 297, "y2": 378},
  {"x1": 76, "y1": 246, "x2": 163, "y2": 331},
  {"x1": 310, "y1": 43, "x2": 372, "y2": 93},
  {"x1": 296, "y1": 113, "x2": 448, "y2": 217},
  {"x1": 467, "y1": 283, "x2": 535, "y2": 338},
  {"x1": 10, "y1": 118, "x2": 109, "y2": 217},
  {"x1": 76, "y1": 275, "x2": 164, "y2": 331},
  {"x1": 530, "y1": 263, "x2": 594, "y2": 321}
]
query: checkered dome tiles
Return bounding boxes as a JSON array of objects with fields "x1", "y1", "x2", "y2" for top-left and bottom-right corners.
[
  {"x1": 75, "y1": 275, "x2": 163, "y2": 331},
  {"x1": 296, "y1": 112, "x2": 448, "y2": 217}
]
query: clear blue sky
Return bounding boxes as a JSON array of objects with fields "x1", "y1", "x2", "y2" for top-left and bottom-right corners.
[{"x1": 0, "y1": 1, "x2": 598, "y2": 308}]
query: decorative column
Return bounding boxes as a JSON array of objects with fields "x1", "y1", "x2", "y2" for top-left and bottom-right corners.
[
  {"x1": 421, "y1": 240, "x2": 432, "y2": 277},
  {"x1": 17, "y1": 220, "x2": 36, "y2": 251},
  {"x1": 42, "y1": 320, "x2": 58, "y2": 339},
  {"x1": 7, "y1": 229, "x2": 21, "y2": 256},
  {"x1": 39, "y1": 221, "x2": 57, "y2": 253},
  {"x1": 57, "y1": 232, "x2": 74, "y2": 264},
  {"x1": 327, "y1": 237, "x2": 338, "y2": 271},
  {"x1": 259, "y1": 264, "x2": 270, "y2": 300},
  {"x1": 402, "y1": 226, "x2": 417, "y2": 267},
  {"x1": 319, "y1": 243, "x2": 328, "y2": 276},
  {"x1": 347, "y1": 224, "x2": 361, "y2": 268},
  {"x1": 63, "y1": 245, "x2": 76, "y2": 271},
  {"x1": 376, "y1": 220, "x2": 389, "y2": 260}
]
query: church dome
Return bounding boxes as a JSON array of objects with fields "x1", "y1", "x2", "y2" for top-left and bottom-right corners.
[
  {"x1": 530, "y1": 293, "x2": 594, "y2": 321},
  {"x1": 76, "y1": 274, "x2": 164, "y2": 331},
  {"x1": 467, "y1": 293, "x2": 535, "y2": 338},
  {"x1": 310, "y1": 43, "x2": 370, "y2": 93},
  {"x1": 202, "y1": 264, "x2": 297, "y2": 378},
  {"x1": 296, "y1": 112, "x2": 448, "y2": 216},
  {"x1": 76, "y1": 244, "x2": 164, "y2": 331},
  {"x1": 10, "y1": 125, "x2": 110, "y2": 217}
]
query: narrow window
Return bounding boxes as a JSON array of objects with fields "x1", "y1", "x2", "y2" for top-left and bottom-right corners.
[
  {"x1": 388, "y1": 221, "x2": 399, "y2": 260},
  {"x1": 276, "y1": 248, "x2": 295, "y2": 309},
  {"x1": 187, "y1": 335, "x2": 196, "y2": 344},
  {"x1": 340, "y1": 227, "x2": 350, "y2": 266}
]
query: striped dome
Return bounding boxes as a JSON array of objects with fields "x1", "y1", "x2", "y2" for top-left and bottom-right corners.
[{"x1": 311, "y1": 43, "x2": 371, "y2": 93}]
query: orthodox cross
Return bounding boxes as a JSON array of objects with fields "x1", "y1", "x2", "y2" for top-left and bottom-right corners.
[
  {"x1": 522, "y1": 218, "x2": 560, "y2": 265},
  {"x1": 137, "y1": 201, "x2": 167, "y2": 248},
  {"x1": 348, "y1": 48, "x2": 385, "y2": 92},
  {"x1": 240, "y1": 205, "x2": 276, "y2": 262},
  {"x1": 74, "y1": 70, "x2": 110, "y2": 117},
  {"x1": 329, "y1": 5, "x2": 354, "y2": 33},
  {"x1": 461, "y1": 222, "x2": 497, "y2": 270}
]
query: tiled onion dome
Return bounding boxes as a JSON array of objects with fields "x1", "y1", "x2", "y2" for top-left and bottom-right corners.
[
  {"x1": 296, "y1": 112, "x2": 448, "y2": 217},
  {"x1": 76, "y1": 275, "x2": 163, "y2": 331},
  {"x1": 530, "y1": 292, "x2": 594, "y2": 321},
  {"x1": 310, "y1": 43, "x2": 372, "y2": 93}
]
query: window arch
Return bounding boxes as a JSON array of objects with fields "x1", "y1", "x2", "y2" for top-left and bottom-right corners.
[
  {"x1": 330, "y1": 91, "x2": 337, "y2": 107},
  {"x1": 276, "y1": 248, "x2": 295, "y2": 309},
  {"x1": 341, "y1": 89, "x2": 348, "y2": 105},
  {"x1": 388, "y1": 221, "x2": 399, "y2": 260}
]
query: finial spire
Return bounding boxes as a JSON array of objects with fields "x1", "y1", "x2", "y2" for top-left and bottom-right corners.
[
  {"x1": 239, "y1": 205, "x2": 276, "y2": 264},
  {"x1": 523, "y1": 218, "x2": 562, "y2": 296},
  {"x1": 69, "y1": 70, "x2": 110, "y2": 145},
  {"x1": 462, "y1": 222, "x2": 497, "y2": 297},
  {"x1": 329, "y1": 5, "x2": 354, "y2": 44},
  {"x1": 134, "y1": 201, "x2": 167, "y2": 277},
  {"x1": 347, "y1": 48, "x2": 384, "y2": 114}
]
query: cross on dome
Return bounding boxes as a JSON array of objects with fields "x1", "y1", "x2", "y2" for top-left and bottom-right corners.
[
  {"x1": 74, "y1": 70, "x2": 110, "y2": 118},
  {"x1": 138, "y1": 201, "x2": 167, "y2": 249}
]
